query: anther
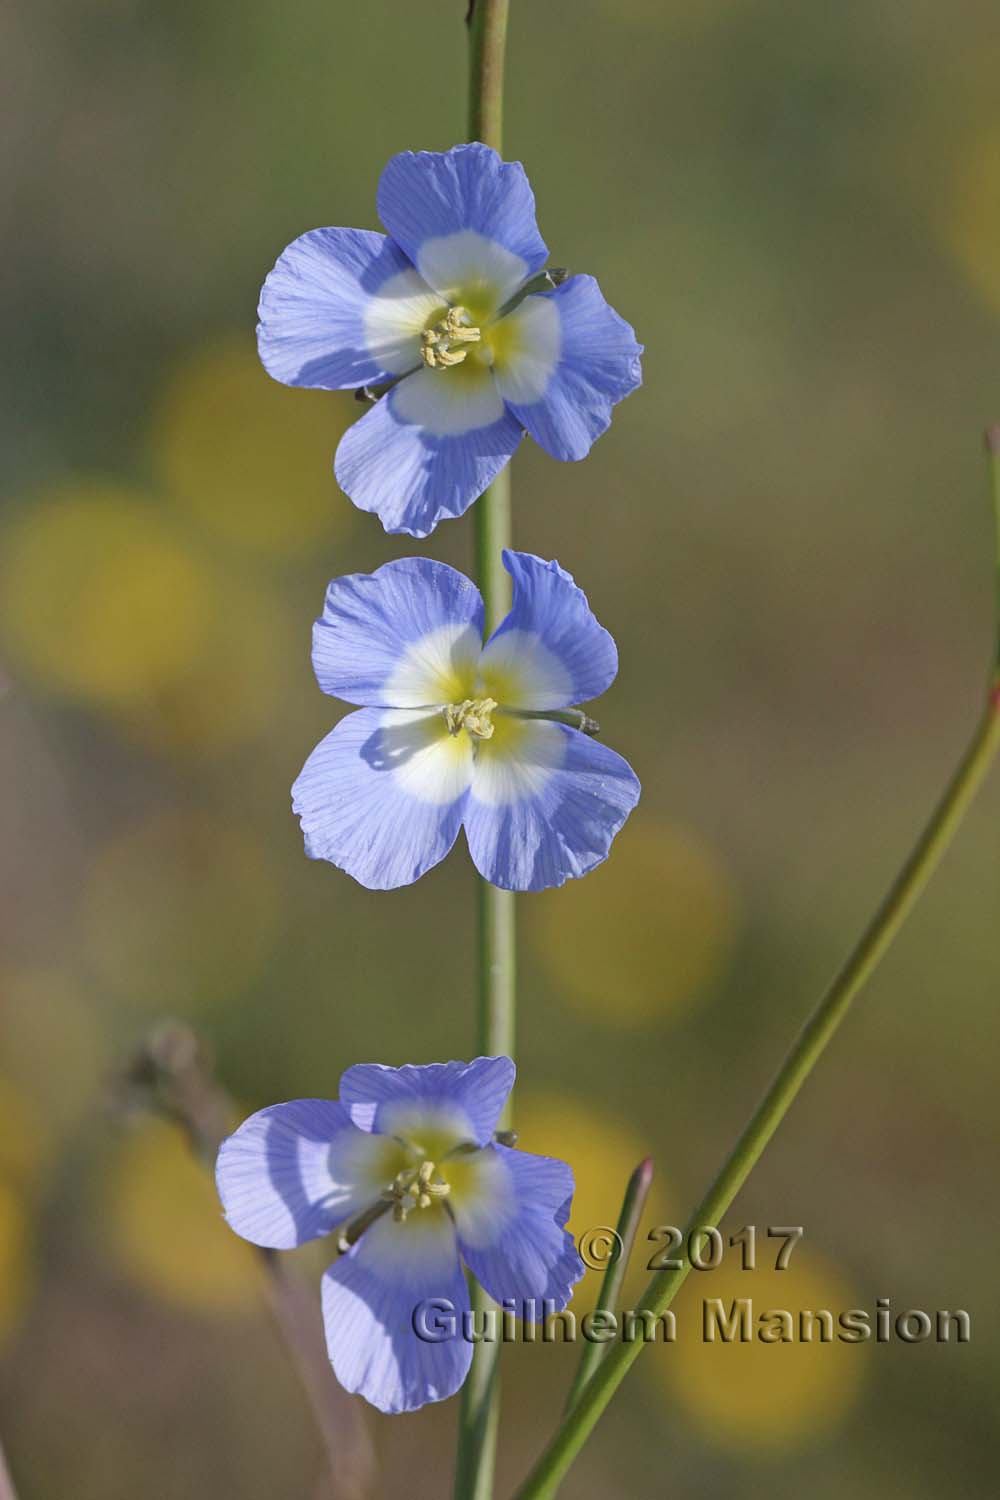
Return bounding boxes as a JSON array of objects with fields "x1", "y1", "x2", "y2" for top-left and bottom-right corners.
[
  {"x1": 444, "y1": 697, "x2": 498, "y2": 739},
  {"x1": 421, "y1": 306, "x2": 482, "y2": 369}
]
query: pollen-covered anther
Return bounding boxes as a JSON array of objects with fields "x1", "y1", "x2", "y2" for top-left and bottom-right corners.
[
  {"x1": 444, "y1": 697, "x2": 498, "y2": 739},
  {"x1": 421, "y1": 305, "x2": 482, "y2": 369}
]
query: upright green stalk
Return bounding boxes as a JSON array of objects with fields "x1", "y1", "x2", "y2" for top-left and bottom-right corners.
[
  {"x1": 513, "y1": 445, "x2": 1000, "y2": 1499},
  {"x1": 454, "y1": 6, "x2": 514, "y2": 1500}
]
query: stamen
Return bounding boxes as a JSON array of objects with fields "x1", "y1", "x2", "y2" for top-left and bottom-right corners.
[
  {"x1": 444, "y1": 697, "x2": 498, "y2": 740},
  {"x1": 384, "y1": 1160, "x2": 451, "y2": 1223},
  {"x1": 421, "y1": 306, "x2": 482, "y2": 369}
]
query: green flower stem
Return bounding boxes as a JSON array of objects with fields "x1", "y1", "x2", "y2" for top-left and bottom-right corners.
[
  {"x1": 467, "y1": 0, "x2": 509, "y2": 150},
  {"x1": 455, "y1": 8, "x2": 514, "y2": 1500},
  {"x1": 513, "y1": 444, "x2": 1000, "y2": 1500},
  {"x1": 564, "y1": 1158, "x2": 654, "y2": 1416}
]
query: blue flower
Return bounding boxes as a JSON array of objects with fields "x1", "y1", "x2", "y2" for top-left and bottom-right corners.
[
  {"x1": 293, "y1": 549, "x2": 641, "y2": 892},
  {"x1": 216, "y1": 1056, "x2": 583, "y2": 1413},
  {"x1": 257, "y1": 143, "x2": 643, "y2": 537}
]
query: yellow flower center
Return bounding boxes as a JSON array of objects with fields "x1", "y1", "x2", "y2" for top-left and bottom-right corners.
[{"x1": 420, "y1": 305, "x2": 483, "y2": 369}]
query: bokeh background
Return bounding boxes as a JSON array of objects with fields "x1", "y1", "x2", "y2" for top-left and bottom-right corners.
[{"x1": 2, "y1": 1, "x2": 999, "y2": 1495}]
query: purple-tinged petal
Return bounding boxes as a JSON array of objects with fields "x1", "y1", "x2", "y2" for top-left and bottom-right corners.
[
  {"x1": 321, "y1": 1210, "x2": 471, "y2": 1412},
  {"x1": 478, "y1": 550, "x2": 619, "y2": 709},
  {"x1": 292, "y1": 707, "x2": 472, "y2": 890},
  {"x1": 258, "y1": 228, "x2": 442, "y2": 390},
  {"x1": 463, "y1": 721, "x2": 640, "y2": 892},
  {"x1": 334, "y1": 371, "x2": 523, "y2": 537},
  {"x1": 339, "y1": 1057, "x2": 515, "y2": 1144},
  {"x1": 377, "y1": 145, "x2": 548, "y2": 307},
  {"x1": 312, "y1": 558, "x2": 484, "y2": 708},
  {"x1": 496, "y1": 275, "x2": 642, "y2": 461},
  {"x1": 215, "y1": 1099, "x2": 394, "y2": 1249},
  {"x1": 453, "y1": 1145, "x2": 584, "y2": 1317}
]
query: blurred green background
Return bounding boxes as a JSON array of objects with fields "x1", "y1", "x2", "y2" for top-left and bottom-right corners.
[{"x1": 1, "y1": 1, "x2": 998, "y2": 1495}]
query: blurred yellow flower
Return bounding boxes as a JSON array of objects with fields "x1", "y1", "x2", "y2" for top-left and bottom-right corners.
[
  {"x1": 104, "y1": 1117, "x2": 261, "y2": 1315},
  {"x1": 81, "y1": 813, "x2": 281, "y2": 1013},
  {"x1": 0, "y1": 1078, "x2": 53, "y2": 1189},
  {"x1": 0, "y1": 969, "x2": 105, "y2": 1133},
  {"x1": 941, "y1": 125, "x2": 1000, "y2": 318},
  {"x1": 0, "y1": 1181, "x2": 33, "y2": 1347},
  {"x1": 0, "y1": 482, "x2": 213, "y2": 707},
  {"x1": 121, "y1": 561, "x2": 295, "y2": 758},
  {"x1": 657, "y1": 1247, "x2": 867, "y2": 1451},
  {"x1": 515, "y1": 1092, "x2": 668, "y2": 1314},
  {"x1": 529, "y1": 822, "x2": 738, "y2": 1026},
  {"x1": 0, "y1": 477, "x2": 296, "y2": 757},
  {"x1": 152, "y1": 336, "x2": 356, "y2": 555}
]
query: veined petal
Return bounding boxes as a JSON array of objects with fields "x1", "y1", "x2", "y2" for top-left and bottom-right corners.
[
  {"x1": 215, "y1": 1099, "x2": 398, "y2": 1249},
  {"x1": 322, "y1": 1210, "x2": 471, "y2": 1413},
  {"x1": 452, "y1": 1145, "x2": 584, "y2": 1317},
  {"x1": 334, "y1": 372, "x2": 523, "y2": 538},
  {"x1": 312, "y1": 559, "x2": 484, "y2": 707},
  {"x1": 496, "y1": 275, "x2": 642, "y2": 461},
  {"x1": 377, "y1": 145, "x2": 548, "y2": 309},
  {"x1": 339, "y1": 1057, "x2": 515, "y2": 1146},
  {"x1": 464, "y1": 721, "x2": 640, "y2": 892},
  {"x1": 293, "y1": 707, "x2": 472, "y2": 890},
  {"x1": 478, "y1": 550, "x2": 619, "y2": 709},
  {"x1": 257, "y1": 228, "x2": 440, "y2": 389}
]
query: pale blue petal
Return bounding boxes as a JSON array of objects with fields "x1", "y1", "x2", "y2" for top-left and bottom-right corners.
[
  {"x1": 479, "y1": 550, "x2": 618, "y2": 709},
  {"x1": 334, "y1": 380, "x2": 523, "y2": 537},
  {"x1": 497, "y1": 276, "x2": 643, "y2": 461},
  {"x1": 376, "y1": 144, "x2": 547, "y2": 303},
  {"x1": 464, "y1": 721, "x2": 640, "y2": 892},
  {"x1": 292, "y1": 707, "x2": 472, "y2": 890},
  {"x1": 312, "y1": 559, "x2": 484, "y2": 707},
  {"x1": 215, "y1": 1099, "x2": 383, "y2": 1249},
  {"x1": 257, "y1": 228, "x2": 437, "y2": 390},
  {"x1": 454, "y1": 1146, "x2": 584, "y2": 1317},
  {"x1": 339, "y1": 1057, "x2": 515, "y2": 1144},
  {"x1": 321, "y1": 1211, "x2": 472, "y2": 1413}
]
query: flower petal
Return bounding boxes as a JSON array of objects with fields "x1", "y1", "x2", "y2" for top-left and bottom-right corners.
[
  {"x1": 293, "y1": 707, "x2": 473, "y2": 890},
  {"x1": 322, "y1": 1210, "x2": 471, "y2": 1413},
  {"x1": 257, "y1": 228, "x2": 442, "y2": 389},
  {"x1": 312, "y1": 558, "x2": 484, "y2": 708},
  {"x1": 452, "y1": 1145, "x2": 584, "y2": 1317},
  {"x1": 376, "y1": 144, "x2": 548, "y2": 308},
  {"x1": 464, "y1": 721, "x2": 640, "y2": 891},
  {"x1": 215, "y1": 1099, "x2": 397, "y2": 1249},
  {"x1": 495, "y1": 275, "x2": 642, "y2": 461},
  {"x1": 478, "y1": 550, "x2": 619, "y2": 709},
  {"x1": 334, "y1": 370, "x2": 523, "y2": 537},
  {"x1": 339, "y1": 1057, "x2": 515, "y2": 1145}
]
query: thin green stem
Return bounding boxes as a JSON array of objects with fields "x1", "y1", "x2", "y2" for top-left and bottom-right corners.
[
  {"x1": 513, "y1": 448, "x2": 1000, "y2": 1499},
  {"x1": 564, "y1": 1159, "x2": 654, "y2": 1415},
  {"x1": 455, "y1": 8, "x2": 513, "y2": 1500},
  {"x1": 467, "y1": 0, "x2": 510, "y2": 149},
  {"x1": 986, "y1": 425, "x2": 1000, "y2": 659},
  {"x1": 476, "y1": 846, "x2": 517, "y2": 1081}
]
